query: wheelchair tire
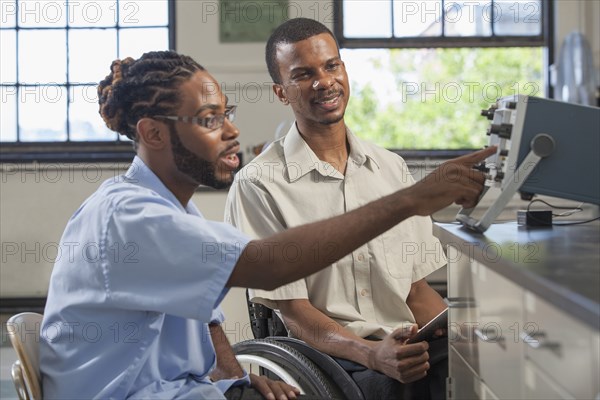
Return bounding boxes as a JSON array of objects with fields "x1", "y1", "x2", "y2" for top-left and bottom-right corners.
[{"x1": 233, "y1": 339, "x2": 344, "y2": 398}]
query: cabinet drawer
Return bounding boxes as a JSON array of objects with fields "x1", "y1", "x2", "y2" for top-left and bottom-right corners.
[
  {"x1": 447, "y1": 245, "x2": 480, "y2": 372},
  {"x1": 523, "y1": 359, "x2": 574, "y2": 399},
  {"x1": 449, "y1": 345, "x2": 501, "y2": 400},
  {"x1": 523, "y1": 291, "x2": 598, "y2": 399},
  {"x1": 447, "y1": 249, "x2": 525, "y2": 399},
  {"x1": 448, "y1": 345, "x2": 480, "y2": 400},
  {"x1": 472, "y1": 261, "x2": 524, "y2": 400}
]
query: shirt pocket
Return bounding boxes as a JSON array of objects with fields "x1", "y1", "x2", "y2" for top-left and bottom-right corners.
[{"x1": 381, "y1": 219, "x2": 416, "y2": 280}]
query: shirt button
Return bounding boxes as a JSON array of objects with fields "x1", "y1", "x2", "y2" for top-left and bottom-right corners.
[
  {"x1": 360, "y1": 289, "x2": 368, "y2": 296},
  {"x1": 357, "y1": 254, "x2": 365, "y2": 262}
]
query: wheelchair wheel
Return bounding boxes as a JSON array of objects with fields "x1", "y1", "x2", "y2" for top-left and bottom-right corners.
[{"x1": 234, "y1": 339, "x2": 343, "y2": 398}]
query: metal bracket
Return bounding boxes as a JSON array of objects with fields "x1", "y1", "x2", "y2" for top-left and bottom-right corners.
[{"x1": 457, "y1": 133, "x2": 555, "y2": 232}]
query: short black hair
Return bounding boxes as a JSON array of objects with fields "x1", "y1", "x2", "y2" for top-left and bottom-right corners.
[{"x1": 266, "y1": 18, "x2": 339, "y2": 84}]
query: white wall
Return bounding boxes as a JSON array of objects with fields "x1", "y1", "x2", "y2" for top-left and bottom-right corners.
[
  {"x1": 555, "y1": 0, "x2": 600, "y2": 71},
  {"x1": 175, "y1": 0, "x2": 336, "y2": 152},
  {"x1": 1, "y1": 0, "x2": 598, "y2": 344}
]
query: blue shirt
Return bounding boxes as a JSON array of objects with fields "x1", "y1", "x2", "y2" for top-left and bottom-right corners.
[{"x1": 40, "y1": 156, "x2": 251, "y2": 399}]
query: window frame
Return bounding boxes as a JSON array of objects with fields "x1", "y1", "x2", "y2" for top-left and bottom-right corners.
[
  {"x1": 334, "y1": 0, "x2": 553, "y2": 49},
  {"x1": 333, "y1": 0, "x2": 555, "y2": 155},
  {"x1": 0, "y1": 0, "x2": 176, "y2": 163}
]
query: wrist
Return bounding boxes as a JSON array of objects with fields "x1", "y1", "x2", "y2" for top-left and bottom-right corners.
[
  {"x1": 389, "y1": 190, "x2": 418, "y2": 220},
  {"x1": 364, "y1": 341, "x2": 379, "y2": 371}
]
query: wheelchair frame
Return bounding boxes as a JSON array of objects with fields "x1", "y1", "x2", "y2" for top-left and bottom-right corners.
[{"x1": 232, "y1": 292, "x2": 365, "y2": 399}]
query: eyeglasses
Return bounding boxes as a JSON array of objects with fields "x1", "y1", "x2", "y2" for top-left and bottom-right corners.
[{"x1": 154, "y1": 105, "x2": 237, "y2": 131}]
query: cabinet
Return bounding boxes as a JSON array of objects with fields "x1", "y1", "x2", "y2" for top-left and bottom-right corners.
[{"x1": 436, "y1": 222, "x2": 600, "y2": 400}]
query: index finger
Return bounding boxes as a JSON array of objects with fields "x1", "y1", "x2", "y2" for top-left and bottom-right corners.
[
  {"x1": 400, "y1": 341, "x2": 430, "y2": 357},
  {"x1": 453, "y1": 146, "x2": 497, "y2": 166}
]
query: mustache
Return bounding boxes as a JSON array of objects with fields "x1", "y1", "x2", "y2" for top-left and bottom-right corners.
[
  {"x1": 221, "y1": 141, "x2": 240, "y2": 156},
  {"x1": 314, "y1": 89, "x2": 342, "y2": 102}
]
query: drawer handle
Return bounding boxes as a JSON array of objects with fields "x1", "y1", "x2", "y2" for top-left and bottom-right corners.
[
  {"x1": 520, "y1": 331, "x2": 562, "y2": 355},
  {"x1": 474, "y1": 327, "x2": 506, "y2": 350},
  {"x1": 448, "y1": 302, "x2": 476, "y2": 308},
  {"x1": 447, "y1": 297, "x2": 475, "y2": 302},
  {"x1": 447, "y1": 297, "x2": 477, "y2": 308}
]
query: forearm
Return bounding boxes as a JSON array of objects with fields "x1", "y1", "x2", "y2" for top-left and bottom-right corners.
[
  {"x1": 229, "y1": 189, "x2": 416, "y2": 290},
  {"x1": 209, "y1": 324, "x2": 245, "y2": 381},
  {"x1": 277, "y1": 299, "x2": 376, "y2": 368},
  {"x1": 228, "y1": 146, "x2": 494, "y2": 290},
  {"x1": 406, "y1": 279, "x2": 447, "y2": 327}
]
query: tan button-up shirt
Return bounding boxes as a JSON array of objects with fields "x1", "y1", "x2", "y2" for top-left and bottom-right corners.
[{"x1": 225, "y1": 124, "x2": 446, "y2": 338}]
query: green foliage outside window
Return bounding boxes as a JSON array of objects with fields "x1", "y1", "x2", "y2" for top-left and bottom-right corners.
[{"x1": 344, "y1": 47, "x2": 544, "y2": 149}]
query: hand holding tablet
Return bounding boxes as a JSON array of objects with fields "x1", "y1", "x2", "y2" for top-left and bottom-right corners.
[{"x1": 406, "y1": 308, "x2": 448, "y2": 344}]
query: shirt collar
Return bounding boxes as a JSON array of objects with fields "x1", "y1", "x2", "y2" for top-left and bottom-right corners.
[
  {"x1": 123, "y1": 156, "x2": 202, "y2": 216},
  {"x1": 282, "y1": 123, "x2": 380, "y2": 182},
  {"x1": 345, "y1": 127, "x2": 380, "y2": 170}
]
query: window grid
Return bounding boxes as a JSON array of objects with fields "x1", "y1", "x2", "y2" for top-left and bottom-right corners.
[
  {"x1": 0, "y1": 0, "x2": 174, "y2": 159},
  {"x1": 333, "y1": 0, "x2": 554, "y2": 152},
  {"x1": 334, "y1": 0, "x2": 551, "y2": 49}
]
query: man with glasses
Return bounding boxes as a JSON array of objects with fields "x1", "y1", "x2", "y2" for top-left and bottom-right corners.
[
  {"x1": 226, "y1": 18, "x2": 452, "y2": 400},
  {"x1": 40, "y1": 50, "x2": 493, "y2": 399}
]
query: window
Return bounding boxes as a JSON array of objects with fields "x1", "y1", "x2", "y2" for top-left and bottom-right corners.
[
  {"x1": 334, "y1": 0, "x2": 552, "y2": 151},
  {"x1": 0, "y1": 0, "x2": 174, "y2": 161}
]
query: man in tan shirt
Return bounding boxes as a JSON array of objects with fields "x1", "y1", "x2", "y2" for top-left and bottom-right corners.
[{"x1": 226, "y1": 18, "x2": 453, "y2": 399}]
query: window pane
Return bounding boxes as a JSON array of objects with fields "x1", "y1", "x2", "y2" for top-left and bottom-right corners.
[
  {"x1": 343, "y1": 49, "x2": 398, "y2": 101},
  {"x1": 494, "y1": 0, "x2": 542, "y2": 36},
  {"x1": 119, "y1": 27, "x2": 168, "y2": 59},
  {"x1": 119, "y1": 0, "x2": 168, "y2": 26},
  {"x1": 69, "y1": 29, "x2": 117, "y2": 83},
  {"x1": 19, "y1": 30, "x2": 67, "y2": 83},
  {"x1": 341, "y1": 47, "x2": 544, "y2": 149},
  {"x1": 19, "y1": 85, "x2": 67, "y2": 141},
  {"x1": 0, "y1": 86, "x2": 17, "y2": 141},
  {"x1": 1, "y1": 0, "x2": 17, "y2": 27},
  {"x1": 17, "y1": 0, "x2": 66, "y2": 28},
  {"x1": 70, "y1": 85, "x2": 116, "y2": 141},
  {"x1": 1, "y1": 0, "x2": 171, "y2": 146},
  {"x1": 0, "y1": 29, "x2": 17, "y2": 83},
  {"x1": 445, "y1": 1, "x2": 491, "y2": 37},
  {"x1": 393, "y1": 0, "x2": 441, "y2": 37},
  {"x1": 68, "y1": 0, "x2": 117, "y2": 28},
  {"x1": 343, "y1": 0, "x2": 392, "y2": 38}
]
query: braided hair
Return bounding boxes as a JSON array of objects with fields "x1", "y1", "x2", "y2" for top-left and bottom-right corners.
[{"x1": 98, "y1": 51, "x2": 205, "y2": 143}]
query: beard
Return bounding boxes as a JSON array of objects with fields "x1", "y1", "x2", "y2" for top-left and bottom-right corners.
[
  {"x1": 314, "y1": 89, "x2": 346, "y2": 125},
  {"x1": 318, "y1": 113, "x2": 345, "y2": 125},
  {"x1": 168, "y1": 124, "x2": 233, "y2": 190}
]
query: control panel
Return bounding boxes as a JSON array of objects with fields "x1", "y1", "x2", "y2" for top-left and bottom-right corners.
[{"x1": 456, "y1": 95, "x2": 600, "y2": 232}]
